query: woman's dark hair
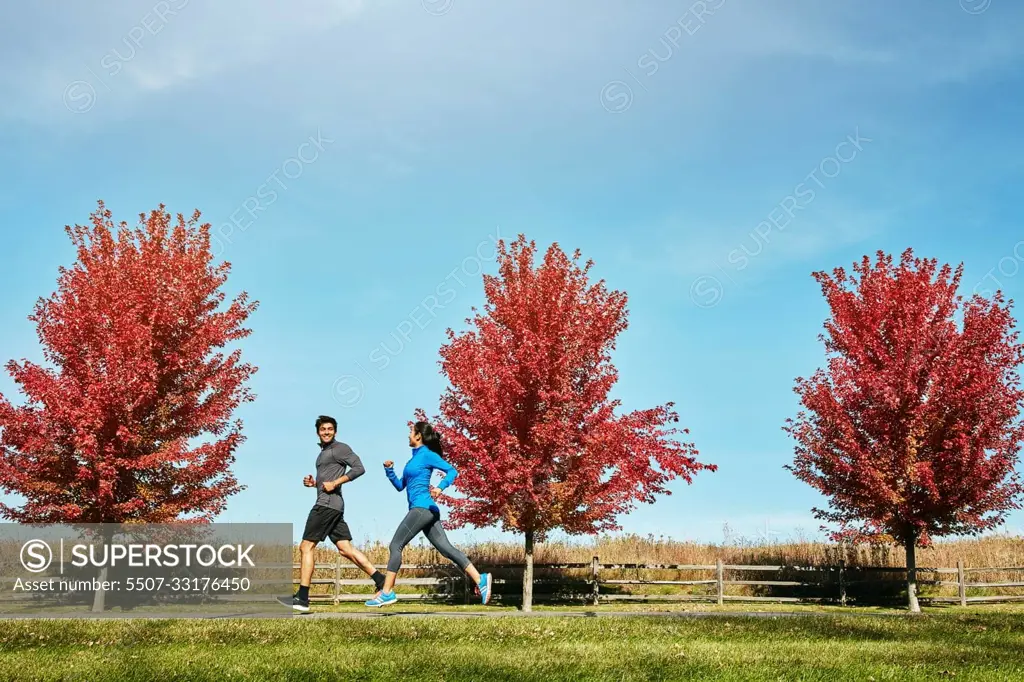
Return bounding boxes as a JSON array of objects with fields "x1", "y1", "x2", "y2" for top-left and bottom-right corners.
[
  {"x1": 315, "y1": 415, "x2": 338, "y2": 432},
  {"x1": 413, "y1": 421, "x2": 443, "y2": 456}
]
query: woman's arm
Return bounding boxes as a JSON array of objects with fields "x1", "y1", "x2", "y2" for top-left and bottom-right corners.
[
  {"x1": 424, "y1": 452, "x2": 458, "y2": 491},
  {"x1": 383, "y1": 461, "x2": 405, "y2": 491}
]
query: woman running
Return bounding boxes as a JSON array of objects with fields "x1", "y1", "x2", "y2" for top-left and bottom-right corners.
[{"x1": 365, "y1": 421, "x2": 492, "y2": 607}]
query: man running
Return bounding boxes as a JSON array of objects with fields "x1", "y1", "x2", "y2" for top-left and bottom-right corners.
[{"x1": 285, "y1": 415, "x2": 385, "y2": 612}]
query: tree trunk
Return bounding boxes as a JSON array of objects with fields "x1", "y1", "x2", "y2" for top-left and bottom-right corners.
[
  {"x1": 522, "y1": 529, "x2": 534, "y2": 612},
  {"x1": 91, "y1": 530, "x2": 112, "y2": 613},
  {"x1": 90, "y1": 565, "x2": 109, "y2": 613},
  {"x1": 905, "y1": 533, "x2": 921, "y2": 614}
]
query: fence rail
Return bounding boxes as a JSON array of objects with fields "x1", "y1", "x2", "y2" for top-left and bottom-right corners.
[{"x1": 287, "y1": 556, "x2": 1024, "y2": 606}]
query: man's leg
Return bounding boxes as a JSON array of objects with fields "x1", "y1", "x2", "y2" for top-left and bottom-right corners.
[
  {"x1": 333, "y1": 517, "x2": 386, "y2": 592},
  {"x1": 291, "y1": 506, "x2": 331, "y2": 611},
  {"x1": 299, "y1": 539, "x2": 317, "y2": 592},
  {"x1": 335, "y1": 540, "x2": 378, "y2": 576}
]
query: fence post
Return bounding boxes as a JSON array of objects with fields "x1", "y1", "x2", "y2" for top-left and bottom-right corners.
[
  {"x1": 334, "y1": 555, "x2": 341, "y2": 605},
  {"x1": 957, "y1": 559, "x2": 967, "y2": 607},
  {"x1": 716, "y1": 559, "x2": 724, "y2": 606},
  {"x1": 591, "y1": 556, "x2": 600, "y2": 607},
  {"x1": 839, "y1": 560, "x2": 847, "y2": 607}
]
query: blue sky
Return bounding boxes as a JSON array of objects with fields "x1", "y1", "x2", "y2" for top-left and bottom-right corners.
[{"x1": 1, "y1": 0, "x2": 1023, "y2": 547}]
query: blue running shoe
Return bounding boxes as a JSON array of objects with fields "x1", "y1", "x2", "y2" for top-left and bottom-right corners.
[
  {"x1": 479, "y1": 573, "x2": 493, "y2": 605},
  {"x1": 365, "y1": 591, "x2": 397, "y2": 608}
]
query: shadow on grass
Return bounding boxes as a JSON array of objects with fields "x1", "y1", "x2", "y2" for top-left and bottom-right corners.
[{"x1": 8, "y1": 644, "x2": 1024, "y2": 682}]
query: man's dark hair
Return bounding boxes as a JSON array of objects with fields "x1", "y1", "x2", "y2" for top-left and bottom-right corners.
[{"x1": 315, "y1": 415, "x2": 338, "y2": 432}]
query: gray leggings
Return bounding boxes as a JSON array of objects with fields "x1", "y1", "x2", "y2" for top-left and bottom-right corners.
[{"x1": 387, "y1": 507, "x2": 472, "y2": 574}]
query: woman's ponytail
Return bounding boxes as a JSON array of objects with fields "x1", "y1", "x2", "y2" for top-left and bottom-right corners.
[{"x1": 414, "y1": 421, "x2": 444, "y2": 456}]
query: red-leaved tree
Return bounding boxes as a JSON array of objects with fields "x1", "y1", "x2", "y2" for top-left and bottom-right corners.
[
  {"x1": 785, "y1": 248, "x2": 1024, "y2": 612},
  {"x1": 0, "y1": 202, "x2": 257, "y2": 546},
  {"x1": 424, "y1": 236, "x2": 715, "y2": 611}
]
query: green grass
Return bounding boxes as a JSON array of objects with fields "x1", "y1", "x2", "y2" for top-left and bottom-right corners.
[{"x1": 1, "y1": 608, "x2": 1022, "y2": 681}]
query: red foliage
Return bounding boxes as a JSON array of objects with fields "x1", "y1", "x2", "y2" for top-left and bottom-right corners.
[
  {"x1": 426, "y1": 236, "x2": 715, "y2": 540},
  {"x1": 0, "y1": 202, "x2": 258, "y2": 524},
  {"x1": 785, "y1": 248, "x2": 1024, "y2": 546}
]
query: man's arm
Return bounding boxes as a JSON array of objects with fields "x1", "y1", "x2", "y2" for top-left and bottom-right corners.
[
  {"x1": 340, "y1": 447, "x2": 366, "y2": 483},
  {"x1": 322, "y1": 446, "x2": 365, "y2": 492}
]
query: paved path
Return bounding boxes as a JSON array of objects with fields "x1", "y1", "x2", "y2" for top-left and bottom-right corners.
[
  {"x1": 2, "y1": 609, "x2": 905, "y2": 621},
  {"x1": 305, "y1": 609, "x2": 901, "y2": 620}
]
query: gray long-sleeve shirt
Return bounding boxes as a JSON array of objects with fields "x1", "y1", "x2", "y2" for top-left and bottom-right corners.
[{"x1": 315, "y1": 440, "x2": 365, "y2": 512}]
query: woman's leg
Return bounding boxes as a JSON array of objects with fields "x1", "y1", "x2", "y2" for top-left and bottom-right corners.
[
  {"x1": 423, "y1": 513, "x2": 482, "y2": 585},
  {"x1": 381, "y1": 508, "x2": 435, "y2": 594}
]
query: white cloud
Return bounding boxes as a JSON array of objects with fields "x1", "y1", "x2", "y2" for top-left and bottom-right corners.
[
  {"x1": 2, "y1": 0, "x2": 1022, "y2": 197},
  {"x1": 0, "y1": 0, "x2": 366, "y2": 122},
  {"x1": 4, "y1": 0, "x2": 1022, "y2": 129},
  {"x1": 617, "y1": 202, "x2": 891, "y2": 286}
]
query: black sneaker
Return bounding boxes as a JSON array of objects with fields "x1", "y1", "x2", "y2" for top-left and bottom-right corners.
[
  {"x1": 278, "y1": 594, "x2": 310, "y2": 613},
  {"x1": 373, "y1": 574, "x2": 386, "y2": 593}
]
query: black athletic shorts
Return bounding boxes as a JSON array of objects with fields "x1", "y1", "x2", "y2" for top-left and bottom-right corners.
[{"x1": 302, "y1": 505, "x2": 352, "y2": 544}]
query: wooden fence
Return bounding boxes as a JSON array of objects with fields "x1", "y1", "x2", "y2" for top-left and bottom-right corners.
[{"x1": 282, "y1": 557, "x2": 1024, "y2": 606}]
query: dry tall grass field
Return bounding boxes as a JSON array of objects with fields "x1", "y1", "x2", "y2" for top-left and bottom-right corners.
[
  {"x1": 297, "y1": 532, "x2": 1024, "y2": 569},
  {"x1": 293, "y1": 533, "x2": 1024, "y2": 603}
]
